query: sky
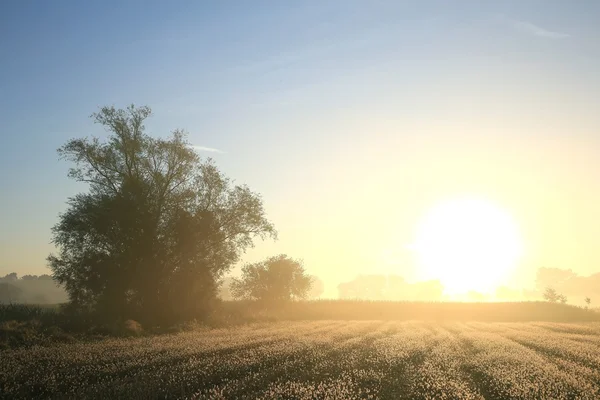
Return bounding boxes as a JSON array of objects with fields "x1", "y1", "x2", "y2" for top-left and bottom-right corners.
[{"x1": 1, "y1": 1, "x2": 600, "y2": 298}]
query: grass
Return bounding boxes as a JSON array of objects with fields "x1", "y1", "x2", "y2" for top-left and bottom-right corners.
[
  {"x1": 2, "y1": 301, "x2": 599, "y2": 397},
  {"x1": 2, "y1": 320, "x2": 600, "y2": 399},
  {"x1": 1, "y1": 300, "x2": 598, "y2": 350},
  {"x1": 0, "y1": 303, "x2": 144, "y2": 349},
  {"x1": 0, "y1": 303, "x2": 61, "y2": 321}
]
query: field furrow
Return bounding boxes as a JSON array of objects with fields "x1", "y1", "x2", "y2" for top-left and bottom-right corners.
[{"x1": 2, "y1": 321, "x2": 600, "y2": 399}]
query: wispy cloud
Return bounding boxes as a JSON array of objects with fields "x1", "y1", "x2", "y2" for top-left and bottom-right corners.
[
  {"x1": 190, "y1": 145, "x2": 224, "y2": 154},
  {"x1": 510, "y1": 19, "x2": 570, "y2": 38}
]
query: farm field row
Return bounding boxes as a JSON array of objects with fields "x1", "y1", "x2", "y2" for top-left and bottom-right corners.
[{"x1": 2, "y1": 321, "x2": 600, "y2": 399}]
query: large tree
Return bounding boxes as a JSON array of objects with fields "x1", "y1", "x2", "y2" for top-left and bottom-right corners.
[
  {"x1": 48, "y1": 105, "x2": 276, "y2": 323},
  {"x1": 230, "y1": 255, "x2": 312, "y2": 304}
]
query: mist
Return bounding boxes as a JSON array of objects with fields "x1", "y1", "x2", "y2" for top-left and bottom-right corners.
[{"x1": 0, "y1": 273, "x2": 68, "y2": 304}]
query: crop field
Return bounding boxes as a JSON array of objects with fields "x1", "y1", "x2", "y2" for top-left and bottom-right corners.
[{"x1": 2, "y1": 321, "x2": 600, "y2": 399}]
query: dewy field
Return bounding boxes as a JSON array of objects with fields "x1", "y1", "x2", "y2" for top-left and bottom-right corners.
[{"x1": 2, "y1": 320, "x2": 600, "y2": 399}]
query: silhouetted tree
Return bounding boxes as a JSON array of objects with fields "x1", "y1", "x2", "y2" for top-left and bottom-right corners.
[
  {"x1": 543, "y1": 287, "x2": 561, "y2": 303},
  {"x1": 230, "y1": 255, "x2": 312, "y2": 305},
  {"x1": 535, "y1": 267, "x2": 600, "y2": 305},
  {"x1": 48, "y1": 105, "x2": 276, "y2": 323},
  {"x1": 558, "y1": 294, "x2": 568, "y2": 304},
  {"x1": 585, "y1": 297, "x2": 591, "y2": 309},
  {"x1": 2, "y1": 273, "x2": 17, "y2": 282}
]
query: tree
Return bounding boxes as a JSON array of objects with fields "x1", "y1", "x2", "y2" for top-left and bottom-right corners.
[
  {"x1": 585, "y1": 297, "x2": 591, "y2": 309},
  {"x1": 558, "y1": 294, "x2": 567, "y2": 304},
  {"x1": 2, "y1": 273, "x2": 17, "y2": 282},
  {"x1": 48, "y1": 105, "x2": 276, "y2": 323},
  {"x1": 535, "y1": 267, "x2": 600, "y2": 300},
  {"x1": 230, "y1": 255, "x2": 312, "y2": 304},
  {"x1": 307, "y1": 276, "x2": 325, "y2": 299},
  {"x1": 543, "y1": 287, "x2": 561, "y2": 303}
]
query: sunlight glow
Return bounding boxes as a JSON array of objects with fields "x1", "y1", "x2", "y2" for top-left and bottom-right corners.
[{"x1": 412, "y1": 197, "x2": 523, "y2": 295}]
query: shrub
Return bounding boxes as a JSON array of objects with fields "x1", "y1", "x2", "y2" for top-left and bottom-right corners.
[{"x1": 122, "y1": 319, "x2": 143, "y2": 336}]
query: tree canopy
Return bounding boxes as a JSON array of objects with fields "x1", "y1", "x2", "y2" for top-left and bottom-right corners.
[
  {"x1": 542, "y1": 287, "x2": 567, "y2": 303},
  {"x1": 48, "y1": 105, "x2": 276, "y2": 323},
  {"x1": 230, "y1": 254, "x2": 312, "y2": 304}
]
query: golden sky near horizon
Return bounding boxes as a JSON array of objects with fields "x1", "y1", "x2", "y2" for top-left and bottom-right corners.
[{"x1": 240, "y1": 110, "x2": 600, "y2": 298}]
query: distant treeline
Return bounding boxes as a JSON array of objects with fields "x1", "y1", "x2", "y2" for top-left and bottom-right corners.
[
  {"x1": 0, "y1": 273, "x2": 68, "y2": 304},
  {"x1": 337, "y1": 275, "x2": 444, "y2": 301},
  {"x1": 217, "y1": 266, "x2": 600, "y2": 305},
  {"x1": 6, "y1": 266, "x2": 599, "y2": 307},
  {"x1": 223, "y1": 300, "x2": 600, "y2": 323}
]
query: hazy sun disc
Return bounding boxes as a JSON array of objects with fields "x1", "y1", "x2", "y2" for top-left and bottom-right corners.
[{"x1": 412, "y1": 197, "x2": 523, "y2": 294}]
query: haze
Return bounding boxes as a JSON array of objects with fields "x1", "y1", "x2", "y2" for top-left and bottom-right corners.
[{"x1": 2, "y1": 1, "x2": 600, "y2": 301}]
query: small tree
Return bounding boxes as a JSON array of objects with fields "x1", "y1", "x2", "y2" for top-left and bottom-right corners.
[
  {"x1": 585, "y1": 297, "x2": 591, "y2": 309},
  {"x1": 543, "y1": 287, "x2": 560, "y2": 303},
  {"x1": 558, "y1": 294, "x2": 567, "y2": 304},
  {"x1": 231, "y1": 255, "x2": 312, "y2": 305}
]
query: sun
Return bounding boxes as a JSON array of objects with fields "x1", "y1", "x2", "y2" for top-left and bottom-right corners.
[{"x1": 412, "y1": 197, "x2": 523, "y2": 295}]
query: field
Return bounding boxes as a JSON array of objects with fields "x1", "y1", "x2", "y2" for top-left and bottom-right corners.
[{"x1": 2, "y1": 320, "x2": 600, "y2": 399}]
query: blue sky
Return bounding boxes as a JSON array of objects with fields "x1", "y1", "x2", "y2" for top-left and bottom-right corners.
[{"x1": 2, "y1": 1, "x2": 600, "y2": 295}]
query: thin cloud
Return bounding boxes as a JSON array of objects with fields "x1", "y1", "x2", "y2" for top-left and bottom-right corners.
[
  {"x1": 510, "y1": 19, "x2": 570, "y2": 38},
  {"x1": 190, "y1": 145, "x2": 224, "y2": 154}
]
